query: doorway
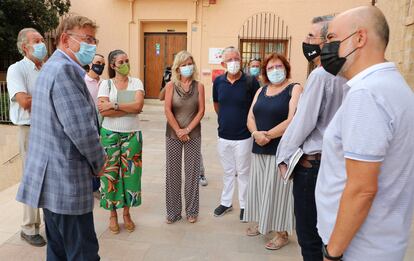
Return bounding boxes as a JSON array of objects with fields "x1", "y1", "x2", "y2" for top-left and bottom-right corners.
[{"x1": 144, "y1": 33, "x2": 187, "y2": 98}]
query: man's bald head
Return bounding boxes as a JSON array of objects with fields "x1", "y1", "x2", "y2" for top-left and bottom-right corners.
[{"x1": 336, "y1": 6, "x2": 389, "y2": 49}]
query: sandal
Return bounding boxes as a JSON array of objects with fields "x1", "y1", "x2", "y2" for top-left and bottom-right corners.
[
  {"x1": 166, "y1": 216, "x2": 182, "y2": 224},
  {"x1": 187, "y1": 216, "x2": 197, "y2": 223},
  {"x1": 265, "y1": 232, "x2": 289, "y2": 250},
  {"x1": 109, "y1": 215, "x2": 120, "y2": 234},
  {"x1": 246, "y1": 225, "x2": 260, "y2": 236},
  {"x1": 123, "y1": 213, "x2": 136, "y2": 233}
]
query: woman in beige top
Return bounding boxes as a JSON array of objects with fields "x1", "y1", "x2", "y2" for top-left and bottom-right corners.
[{"x1": 164, "y1": 50, "x2": 205, "y2": 224}]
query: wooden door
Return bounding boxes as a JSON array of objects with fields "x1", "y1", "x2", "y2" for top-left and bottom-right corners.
[{"x1": 144, "y1": 33, "x2": 187, "y2": 98}]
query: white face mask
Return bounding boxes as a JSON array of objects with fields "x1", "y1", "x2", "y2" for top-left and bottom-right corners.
[{"x1": 226, "y1": 61, "x2": 240, "y2": 75}]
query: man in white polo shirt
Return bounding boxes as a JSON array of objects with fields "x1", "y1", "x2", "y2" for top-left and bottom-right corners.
[
  {"x1": 316, "y1": 6, "x2": 414, "y2": 261},
  {"x1": 7, "y1": 28, "x2": 47, "y2": 247}
]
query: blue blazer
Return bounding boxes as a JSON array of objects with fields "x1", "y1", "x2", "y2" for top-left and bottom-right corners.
[{"x1": 16, "y1": 50, "x2": 105, "y2": 215}]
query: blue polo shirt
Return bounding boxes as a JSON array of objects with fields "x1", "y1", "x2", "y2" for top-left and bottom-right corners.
[{"x1": 213, "y1": 72, "x2": 260, "y2": 140}]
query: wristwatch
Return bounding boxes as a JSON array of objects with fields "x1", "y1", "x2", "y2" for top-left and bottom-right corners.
[
  {"x1": 114, "y1": 102, "x2": 119, "y2": 111},
  {"x1": 322, "y1": 245, "x2": 343, "y2": 261}
]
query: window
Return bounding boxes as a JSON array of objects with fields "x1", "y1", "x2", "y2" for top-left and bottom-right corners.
[
  {"x1": 240, "y1": 39, "x2": 288, "y2": 69},
  {"x1": 238, "y1": 12, "x2": 291, "y2": 70}
]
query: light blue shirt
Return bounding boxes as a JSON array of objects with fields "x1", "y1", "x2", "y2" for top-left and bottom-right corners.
[
  {"x1": 6, "y1": 57, "x2": 40, "y2": 125},
  {"x1": 315, "y1": 62, "x2": 414, "y2": 261},
  {"x1": 276, "y1": 66, "x2": 347, "y2": 164}
]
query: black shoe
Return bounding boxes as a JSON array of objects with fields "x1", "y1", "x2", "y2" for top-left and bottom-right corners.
[
  {"x1": 214, "y1": 205, "x2": 233, "y2": 217},
  {"x1": 20, "y1": 231, "x2": 46, "y2": 247},
  {"x1": 240, "y1": 209, "x2": 245, "y2": 221}
]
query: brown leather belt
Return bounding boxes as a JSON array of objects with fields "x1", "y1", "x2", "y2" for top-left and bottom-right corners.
[{"x1": 298, "y1": 153, "x2": 321, "y2": 168}]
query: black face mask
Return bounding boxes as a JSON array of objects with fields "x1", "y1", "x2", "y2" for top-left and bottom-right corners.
[
  {"x1": 321, "y1": 31, "x2": 358, "y2": 76},
  {"x1": 302, "y1": 42, "x2": 321, "y2": 62},
  {"x1": 91, "y1": 63, "x2": 105, "y2": 75}
]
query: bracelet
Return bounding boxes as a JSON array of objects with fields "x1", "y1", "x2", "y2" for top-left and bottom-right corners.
[
  {"x1": 186, "y1": 127, "x2": 190, "y2": 133},
  {"x1": 114, "y1": 102, "x2": 119, "y2": 111},
  {"x1": 251, "y1": 130, "x2": 257, "y2": 138},
  {"x1": 322, "y1": 245, "x2": 343, "y2": 261}
]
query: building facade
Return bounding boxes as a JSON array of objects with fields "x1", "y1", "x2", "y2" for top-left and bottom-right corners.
[
  {"x1": 67, "y1": 0, "x2": 372, "y2": 100},
  {"x1": 376, "y1": 0, "x2": 414, "y2": 88}
]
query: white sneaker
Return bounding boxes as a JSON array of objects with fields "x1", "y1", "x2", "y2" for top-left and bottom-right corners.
[{"x1": 199, "y1": 175, "x2": 208, "y2": 186}]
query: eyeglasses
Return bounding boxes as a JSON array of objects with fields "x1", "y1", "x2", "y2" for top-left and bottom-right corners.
[
  {"x1": 266, "y1": 64, "x2": 284, "y2": 71},
  {"x1": 68, "y1": 32, "x2": 99, "y2": 45},
  {"x1": 250, "y1": 57, "x2": 261, "y2": 62}
]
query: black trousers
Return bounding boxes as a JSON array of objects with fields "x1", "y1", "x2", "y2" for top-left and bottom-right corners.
[
  {"x1": 43, "y1": 209, "x2": 100, "y2": 261},
  {"x1": 292, "y1": 160, "x2": 323, "y2": 261}
]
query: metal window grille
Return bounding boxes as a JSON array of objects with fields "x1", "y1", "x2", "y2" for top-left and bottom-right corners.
[
  {"x1": 238, "y1": 12, "x2": 291, "y2": 70},
  {"x1": 0, "y1": 81, "x2": 10, "y2": 123}
]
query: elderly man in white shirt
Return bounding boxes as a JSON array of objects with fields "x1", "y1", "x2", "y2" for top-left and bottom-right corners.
[
  {"x1": 316, "y1": 6, "x2": 414, "y2": 261},
  {"x1": 6, "y1": 28, "x2": 47, "y2": 247}
]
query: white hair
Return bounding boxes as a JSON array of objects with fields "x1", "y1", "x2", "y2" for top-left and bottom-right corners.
[
  {"x1": 221, "y1": 46, "x2": 240, "y2": 62},
  {"x1": 16, "y1": 28, "x2": 39, "y2": 56}
]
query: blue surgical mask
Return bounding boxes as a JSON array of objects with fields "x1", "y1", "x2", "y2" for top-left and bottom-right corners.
[
  {"x1": 249, "y1": 67, "x2": 260, "y2": 77},
  {"x1": 31, "y1": 43, "x2": 47, "y2": 61},
  {"x1": 69, "y1": 37, "x2": 97, "y2": 66},
  {"x1": 267, "y1": 69, "x2": 286, "y2": 84},
  {"x1": 180, "y1": 65, "x2": 194, "y2": 77}
]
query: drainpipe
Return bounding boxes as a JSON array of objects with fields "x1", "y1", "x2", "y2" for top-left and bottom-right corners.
[
  {"x1": 128, "y1": 0, "x2": 135, "y2": 67},
  {"x1": 193, "y1": 0, "x2": 198, "y2": 23}
]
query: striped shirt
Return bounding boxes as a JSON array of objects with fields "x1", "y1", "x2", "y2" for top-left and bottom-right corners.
[{"x1": 315, "y1": 62, "x2": 414, "y2": 261}]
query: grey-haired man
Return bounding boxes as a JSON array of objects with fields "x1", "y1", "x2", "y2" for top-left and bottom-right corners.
[
  {"x1": 276, "y1": 16, "x2": 347, "y2": 260},
  {"x1": 7, "y1": 27, "x2": 47, "y2": 247}
]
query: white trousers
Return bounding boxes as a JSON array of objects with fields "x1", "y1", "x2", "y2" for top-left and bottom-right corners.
[
  {"x1": 217, "y1": 137, "x2": 252, "y2": 209},
  {"x1": 19, "y1": 126, "x2": 41, "y2": 235}
]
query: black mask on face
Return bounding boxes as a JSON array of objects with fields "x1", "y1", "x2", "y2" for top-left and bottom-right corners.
[
  {"x1": 302, "y1": 42, "x2": 321, "y2": 62},
  {"x1": 321, "y1": 31, "x2": 359, "y2": 76},
  {"x1": 91, "y1": 63, "x2": 105, "y2": 75}
]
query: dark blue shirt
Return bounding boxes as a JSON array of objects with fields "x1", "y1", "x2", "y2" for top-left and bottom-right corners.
[
  {"x1": 213, "y1": 72, "x2": 260, "y2": 140},
  {"x1": 252, "y1": 84, "x2": 295, "y2": 155}
]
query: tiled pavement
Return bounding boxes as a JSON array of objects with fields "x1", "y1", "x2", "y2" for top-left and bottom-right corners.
[{"x1": 0, "y1": 100, "x2": 413, "y2": 261}]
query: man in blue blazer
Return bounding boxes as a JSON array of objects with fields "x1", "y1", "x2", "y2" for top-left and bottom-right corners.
[{"x1": 16, "y1": 15, "x2": 105, "y2": 261}]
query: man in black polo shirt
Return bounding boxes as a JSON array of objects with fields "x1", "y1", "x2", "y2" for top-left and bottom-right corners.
[{"x1": 213, "y1": 46, "x2": 260, "y2": 221}]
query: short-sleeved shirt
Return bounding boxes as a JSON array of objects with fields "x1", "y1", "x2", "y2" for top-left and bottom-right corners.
[
  {"x1": 97, "y1": 77, "x2": 144, "y2": 133},
  {"x1": 84, "y1": 74, "x2": 102, "y2": 104},
  {"x1": 213, "y1": 72, "x2": 260, "y2": 140},
  {"x1": 315, "y1": 62, "x2": 414, "y2": 261},
  {"x1": 6, "y1": 57, "x2": 40, "y2": 125}
]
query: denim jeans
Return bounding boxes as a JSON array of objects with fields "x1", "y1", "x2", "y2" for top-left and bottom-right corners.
[{"x1": 292, "y1": 160, "x2": 323, "y2": 261}]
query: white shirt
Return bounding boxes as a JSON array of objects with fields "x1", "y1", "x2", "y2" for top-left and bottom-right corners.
[
  {"x1": 97, "y1": 77, "x2": 144, "y2": 133},
  {"x1": 6, "y1": 57, "x2": 40, "y2": 125},
  {"x1": 315, "y1": 62, "x2": 414, "y2": 261}
]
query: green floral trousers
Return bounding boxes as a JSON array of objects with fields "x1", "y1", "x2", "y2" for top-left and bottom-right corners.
[{"x1": 100, "y1": 128, "x2": 142, "y2": 210}]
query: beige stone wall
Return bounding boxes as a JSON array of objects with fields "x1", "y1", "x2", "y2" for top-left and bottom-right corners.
[
  {"x1": 69, "y1": 0, "x2": 372, "y2": 102},
  {"x1": 376, "y1": 0, "x2": 414, "y2": 88}
]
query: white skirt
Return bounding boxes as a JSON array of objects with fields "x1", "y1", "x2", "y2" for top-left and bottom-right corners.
[{"x1": 243, "y1": 154, "x2": 295, "y2": 234}]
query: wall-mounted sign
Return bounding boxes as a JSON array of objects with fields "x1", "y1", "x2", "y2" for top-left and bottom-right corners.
[
  {"x1": 208, "y1": 48, "x2": 224, "y2": 64},
  {"x1": 155, "y1": 43, "x2": 161, "y2": 56}
]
